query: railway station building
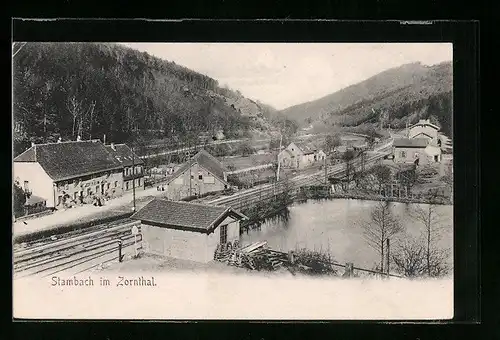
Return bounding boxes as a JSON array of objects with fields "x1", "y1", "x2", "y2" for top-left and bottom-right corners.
[{"x1": 131, "y1": 199, "x2": 248, "y2": 263}]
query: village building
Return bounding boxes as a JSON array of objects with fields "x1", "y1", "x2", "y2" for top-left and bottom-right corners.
[
  {"x1": 408, "y1": 119, "x2": 440, "y2": 142},
  {"x1": 278, "y1": 142, "x2": 324, "y2": 169},
  {"x1": 105, "y1": 143, "x2": 145, "y2": 192},
  {"x1": 392, "y1": 138, "x2": 442, "y2": 166},
  {"x1": 131, "y1": 199, "x2": 248, "y2": 263},
  {"x1": 13, "y1": 139, "x2": 125, "y2": 209},
  {"x1": 165, "y1": 149, "x2": 230, "y2": 200}
]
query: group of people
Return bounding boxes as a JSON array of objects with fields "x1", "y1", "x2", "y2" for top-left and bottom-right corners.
[{"x1": 156, "y1": 185, "x2": 165, "y2": 191}]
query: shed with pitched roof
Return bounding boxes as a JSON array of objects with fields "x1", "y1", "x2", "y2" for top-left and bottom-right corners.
[{"x1": 131, "y1": 199, "x2": 248, "y2": 262}]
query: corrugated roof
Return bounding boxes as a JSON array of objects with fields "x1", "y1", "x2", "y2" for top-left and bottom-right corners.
[
  {"x1": 393, "y1": 138, "x2": 429, "y2": 148},
  {"x1": 13, "y1": 140, "x2": 123, "y2": 182},
  {"x1": 167, "y1": 149, "x2": 227, "y2": 185},
  {"x1": 131, "y1": 198, "x2": 247, "y2": 232},
  {"x1": 104, "y1": 143, "x2": 144, "y2": 167}
]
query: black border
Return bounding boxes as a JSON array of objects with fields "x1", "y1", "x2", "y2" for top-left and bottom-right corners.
[{"x1": 10, "y1": 18, "x2": 480, "y2": 336}]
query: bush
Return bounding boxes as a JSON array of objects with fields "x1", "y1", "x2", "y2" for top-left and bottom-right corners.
[{"x1": 293, "y1": 248, "x2": 338, "y2": 275}]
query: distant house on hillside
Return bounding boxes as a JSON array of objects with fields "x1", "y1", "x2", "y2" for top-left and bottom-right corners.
[
  {"x1": 392, "y1": 138, "x2": 442, "y2": 166},
  {"x1": 132, "y1": 199, "x2": 247, "y2": 263},
  {"x1": 105, "y1": 143, "x2": 145, "y2": 192},
  {"x1": 278, "y1": 142, "x2": 323, "y2": 169},
  {"x1": 13, "y1": 139, "x2": 124, "y2": 209},
  {"x1": 165, "y1": 149, "x2": 229, "y2": 200}
]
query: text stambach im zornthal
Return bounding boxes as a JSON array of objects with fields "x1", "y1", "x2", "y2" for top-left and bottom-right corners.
[{"x1": 51, "y1": 276, "x2": 157, "y2": 287}]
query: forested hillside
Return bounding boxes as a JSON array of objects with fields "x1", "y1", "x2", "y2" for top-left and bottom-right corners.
[
  {"x1": 13, "y1": 43, "x2": 278, "y2": 156},
  {"x1": 280, "y1": 62, "x2": 453, "y2": 137}
]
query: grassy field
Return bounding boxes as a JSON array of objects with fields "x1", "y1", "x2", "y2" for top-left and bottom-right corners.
[{"x1": 222, "y1": 154, "x2": 275, "y2": 170}]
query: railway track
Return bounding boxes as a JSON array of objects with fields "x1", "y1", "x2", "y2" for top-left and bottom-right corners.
[
  {"x1": 13, "y1": 220, "x2": 141, "y2": 279},
  {"x1": 208, "y1": 150, "x2": 390, "y2": 210}
]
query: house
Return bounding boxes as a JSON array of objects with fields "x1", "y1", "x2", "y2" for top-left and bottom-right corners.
[
  {"x1": 165, "y1": 149, "x2": 230, "y2": 200},
  {"x1": 131, "y1": 199, "x2": 248, "y2": 263},
  {"x1": 315, "y1": 149, "x2": 327, "y2": 162},
  {"x1": 278, "y1": 142, "x2": 317, "y2": 169},
  {"x1": 105, "y1": 143, "x2": 145, "y2": 192},
  {"x1": 13, "y1": 139, "x2": 124, "y2": 209},
  {"x1": 392, "y1": 138, "x2": 442, "y2": 166},
  {"x1": 408, "y1": 119, "x2": 440, "y2": 143}
]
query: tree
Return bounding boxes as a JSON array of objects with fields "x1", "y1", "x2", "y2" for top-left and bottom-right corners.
[
  {"x1": 371, "y1": 164, "x2": 392, "y2": 193},
  {"x1": 361, "y1": 201, "x2": 404, "y2": 273},
  {"x1": 410, "y1": 203, "x2": 446, "y2": 277},
  {"x1": 66, "y1": 95, "x2": 84, "y2": 140},
  {"x1": 342, "y1": 149, "x2": 356, "y2": 190},
  {"x1": 392, "y1": 232, "x2": 450, "y2": 278},
  {"x1": 324, "y1": 134, "x2": 341, "y2": 153},
  {"x1": 238, "y1": 142, "x2": 254, "y2": 156},
  {"x1": 13, "y1": 182, "x2": 26, "y2": 218}
]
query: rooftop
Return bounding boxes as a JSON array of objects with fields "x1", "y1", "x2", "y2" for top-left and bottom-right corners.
[
  {"x1": 409, "y1": 119, "x2": 440, "y2": 131},
  {"x1": 131, "y1": 198, "x2": 247, "y2": 232},
  {"x1": 104, "y1": 143, "x2": 144, "y2": 167},
  {"x1": 393, "y1": 138, "x2": 429, "y2": 148},
  {"x1": 14, "y1": 140, "x2": 123, "y2": 182},
  {"x1": 293, "y1": 142, "x2": 317, "y2": 155}
]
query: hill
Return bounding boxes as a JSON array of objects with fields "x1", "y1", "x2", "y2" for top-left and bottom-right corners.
[
  {"x1": 12, "y1": 42, "x2": 279, "y2": 156},
  {"x1": 280, "y1": 62, "x2": 453, "y2": 137}
]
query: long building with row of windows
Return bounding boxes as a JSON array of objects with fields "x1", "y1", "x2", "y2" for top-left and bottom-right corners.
[{"x1": 13, "y1": 139, "x2": 144, "y2": 209}]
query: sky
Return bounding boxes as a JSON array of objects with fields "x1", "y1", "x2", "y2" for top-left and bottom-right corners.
[{"x1": 121, "y1": 43, "x2": 452, "y2": 110}]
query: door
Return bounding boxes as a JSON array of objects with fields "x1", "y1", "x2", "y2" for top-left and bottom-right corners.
[{"x1": 101, "y1": 184, "x2": 105, "y2": 195}]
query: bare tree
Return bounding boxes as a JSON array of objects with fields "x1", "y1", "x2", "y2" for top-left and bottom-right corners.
[
  {"x1": 392, "y1": 232, "x2": 451, "y2": 278},
  {"x1": 66, "y1": 95, "x2": 84, "y2": 139},
  {"x1": 411, "y1": 203, "x2": 446, "y2": 276},
  {"x1": 361, "y1": 200, "x2": 404, "y2": 273}
]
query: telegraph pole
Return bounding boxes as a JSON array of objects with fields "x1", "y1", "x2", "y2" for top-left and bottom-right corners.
[
  {"x1": 131, "y1": 129, "x2": 136, "y2": 212},
  {"x1": 276, "y1": 120, "x2": 285, "y2": 182}
]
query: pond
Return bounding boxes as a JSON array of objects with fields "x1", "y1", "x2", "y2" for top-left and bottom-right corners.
[{"x1": 240, "y1": 198, "x2": 453, "y2": 270}]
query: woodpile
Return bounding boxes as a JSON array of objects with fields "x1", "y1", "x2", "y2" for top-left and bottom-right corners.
[{"x1": 214, "y1": 241, "x2": 288, "y2": 271}]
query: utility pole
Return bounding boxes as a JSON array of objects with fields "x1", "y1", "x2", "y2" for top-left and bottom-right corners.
[
  {"x1": 276, "y1": 120, "x2": 285, "y2": 182},
  {"x1": 131, "y1": 129, "x2": 136, "y2": 212},
  {"x1": 386, "y1": 238, "x2": 390, "y2": 278},
  {"x1": 324, "y1": 156, "x2": 327, "y2": 184}
]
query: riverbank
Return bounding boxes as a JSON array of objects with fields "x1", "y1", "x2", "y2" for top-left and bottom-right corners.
[{"x1": 328, "y1": 190, "x2": 453, "y2": 206}]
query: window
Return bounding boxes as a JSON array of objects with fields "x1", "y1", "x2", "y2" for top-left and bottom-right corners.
[
  {"x1": 220, "y1": 225, "x2": 228, "y2": 245},
  {"x1": 125, "y1": 182, "x2": 129, "y2": 190},
  {"x1": 96, "y1": 185, "x2": 99, "y2": 193},
  {"x1": 400, "y1": 151, "x2": 407, "y2": 158},
  {"x1": 434, "y1": 155, "x2": 439, "y2": 162},
  {"x1": 107, "y1": 183, "x2": 110, "y2": 190},
  {"x1": 198, "y1": 174, "x2": 203, "y2": 180},
  {"x1": 23, "y1": 180, "x2": 29, "y2": 192}
]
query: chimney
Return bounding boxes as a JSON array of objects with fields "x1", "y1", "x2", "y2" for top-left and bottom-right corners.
[
  {"x1": 57, "y1": 137, "x2": 62, "y2": 143},
  {"x1": 103, "y1": 134, "x2": 106, "y2": 145},
  {"x1": 110, "y1": 142, "x2": 116, "y2": 151},
  {"x1": 31, "y1": 142, "x2": 35, "y2": 147},
  {"x1": 77, "y1": 135, "x2": 81, "y2": 141}
]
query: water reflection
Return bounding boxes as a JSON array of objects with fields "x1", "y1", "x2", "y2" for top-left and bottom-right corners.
[{"x1": 239, "y1": 198, "x2": 453, "y2": 269}]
